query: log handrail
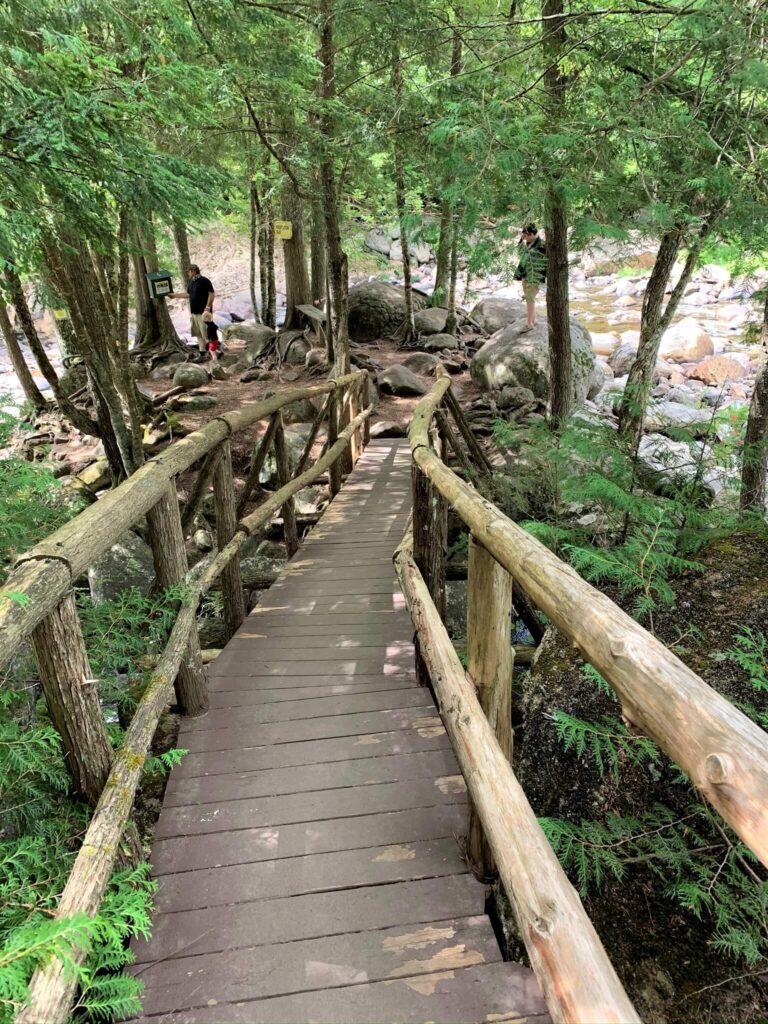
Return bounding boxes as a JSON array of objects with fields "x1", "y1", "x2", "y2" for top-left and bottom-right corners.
[
  {"x1": 16, "y1": 396, "x2": 373, "y2": 1024},
  {"x1": 0, "y1": 372, "x2": 365, "y2": 674},
  {"x1": 410, "y1": 368, "x2": 768, "y2": 869}
]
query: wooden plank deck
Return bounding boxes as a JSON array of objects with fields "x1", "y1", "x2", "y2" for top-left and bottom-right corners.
[{"x1": 129, "y1": 440, "x2": 548, "y2": 1023}]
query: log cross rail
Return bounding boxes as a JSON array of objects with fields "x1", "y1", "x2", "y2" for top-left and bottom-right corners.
[
  {"x1": 395, "y1": 365, "x2": 768, "y2": 1024},
  {"x1": 2, "y1": 371, "x2": 371, "y2": 1024}
]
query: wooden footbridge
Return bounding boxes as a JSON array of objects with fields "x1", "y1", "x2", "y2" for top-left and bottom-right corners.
[{"x1": 2, "y1": 369, "x2": 767, "y2": 1024}]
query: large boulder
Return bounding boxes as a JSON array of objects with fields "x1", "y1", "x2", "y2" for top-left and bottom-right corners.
[
  {"x1": 659, "y1": 317, "x2": 714, "y2": 362},
  {"x1": 278, "y1": 330, "x2": 312, "y2": 365},
  {"x1": 88, "y1": 531, "x2": 154, "y2": 605},
  {"x1": 470, "y1": 318, "x2": 603, "y2": 406},
  {"x1": 363, "y1": 227, "x2": 392, "y2": 257},
  {"x1": 414, "y1": 307, "x2": 450, "y2": 335},
  {"x1": 403, "y1": 352, "x2": 440, "y2": 376},
  {"x1": 377, "y1": 364, "x2": 428, "y2": 397},
  {"x1": 609, "y1": 343, "x2": 638, "y2": 376},
  {"x1": 469, "y1": 296, "x2": 526, "y2": 335},
  {"x1": 687, "y1": 355, "x2": 745, "y2": 386},
  {"x1": 421, "y1": 333, "x2": 460, "y2": 352},
  {"x1": 222, "y1": 322, "x2": 276, "y2": 349},
  {"x1": 644, "y1": 400, "x2": 712, "y2": 436},
  {"x1": 348, "y1": 282, "x2": 427, "y2": 343},
  {"x1": 172, "y1": 363, "x2": 210, "y2": 390}
]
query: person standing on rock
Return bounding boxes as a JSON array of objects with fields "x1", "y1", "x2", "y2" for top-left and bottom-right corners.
[
  {"x1": 514, "y1": 224, "x2": 547, "y2": 331},
  {"x1": 170, "y1": 264, "x2": 215, "y2": 362}
]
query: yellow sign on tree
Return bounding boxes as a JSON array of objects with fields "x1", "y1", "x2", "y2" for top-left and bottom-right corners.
[{"x1": 274, "y1": 220, "x2": 293, "y2": 240}]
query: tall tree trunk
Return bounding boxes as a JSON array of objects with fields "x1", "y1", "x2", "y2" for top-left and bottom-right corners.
[
  {"x1": 445, "y1": 214, "x2": 460, "y2": 335},
  {"x1": 117, "y1": 210, "x2": 145, "y2": 468},
  {"x1": 0, "y1": 303, "x2": 47, "y2": 410},
  {"x1": 542, "y1": 0, "x2": 572, "y2": 430},
  {"x1": 140, "y1": 215, "x2": 185, "y2": 352},
  {"x1": 172, "y1": 219, "x2": 192, "y2": 284},
  {"x1": 317, "y1": 0, "x2": 351, "y2": 374},
  {"x1": 618, "y1": 212, "x2": 718, "y2": 449},
  {"x1": 310, "y1": 186, "x2": 327, "y2": 306},
  {"x1": 432, "y1": 200, "x2": 452, "y2": 308},
  {"x1": 247, "y1": 169, "x2": 263, "y2": 323},
  {"x1": 740, "y1": 292, "x2": 768, "y2": 512},
  {"x1": 281, "y1": 182, "x2": 312, "y2": 329},
  {"x1": 391, "y1": 45, "x2": 416, "y2": 345},
  {"x1": 89, "y1": 246, "x2": 118, "y2": 333}
]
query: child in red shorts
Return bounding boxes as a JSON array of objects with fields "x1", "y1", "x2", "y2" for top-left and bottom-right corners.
[{"x1": 202, "y1": 311, "x2": 222, "y2": 363}]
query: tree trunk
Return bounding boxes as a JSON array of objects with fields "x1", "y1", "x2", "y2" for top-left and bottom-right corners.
[
  {"x1": 317, "y1": 0, "x2": 351, "y2": 374},
  {"x1": 139, "y1": 216, "x2": 185, "y2": 352},
  {"x1": 89, "y1": 245, "x2": 118, "y2": 334},
  {"x1": 445, "y1": 214, "x2": 460, "y2": 336},
  {"x1": 310, "y1": 187, "x2": 327, "y2": 305},
  {"x1": 391, "y1": 46, "x2": 416, "y2": 345},
  {"x1": 172, "y1": 219, "x2": 192, "y2": 284},
  {"x1": 740, "y1": 292, "x2": 768, "y2": 512},
  {"x1": 432, "y1": 200, "x2": 452, "y2": 308},
  {"x1": 0, "y1": 303, "x2": 47, "y2": 410},
  {"x1": 281, "y1": 182, "x2": 312, "y2": 329},
  {"x1": 117, "y1": 210, "x2": 145, "y2": 468},
  {"x1": 542, "y1": 0, "x2": 572, "y2": 430},
  {"x1": 618, "y1": 213, "x2": 718, "y2": 448}
]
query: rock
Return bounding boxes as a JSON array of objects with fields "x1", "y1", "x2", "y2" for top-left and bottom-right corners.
[
  {"x1": 377, "y1": 364, "x2": 428, "y2": 397},
  {"x1": 388, "y1": 237, "x2": 433, "y2": 264},
  {"x1": 615, "y1": 294, "x2": 637, "y2": 307},
  {"x1": 716, "y1": 304, "x2": 749, "y2": 325},
  {"x1": 660, "y1": 317, "x2": 714, "y2": 362},
  {"x1": 295, "y1": 486, "x2": 322, "y2": 515},
  {"x1": 171, "y1": 394, "x2": 218, "y2": 412},
  {"x1": 278, "y1": 331, "x2": 312, "y2": 365},
  {"x1": 403, "y1": 352, "x2": 440, "y2": 376},
  {"x1": 148, "y1": 364, "x2": 176, "y2": 381},
  {"x1": 687, "y1": 355, "x2": 745, "y2": 385},
  {"x1": 348, "y1": 282, "x2": 427, "y2": 343},
  {"x1": 209, "y1": 363, "x2": 227, "y2": 381},
  {"x1": 282, "y1": 398, "x2": 317, "y2": 424},
  {"x1": 644, "y1": 401, "x2": 712, "y2": 435},
  {"x1": 257, "y1": 539, "x2": 287, "y2": 560},
  {"x1": 498, "y1": 386, "x2": 536, "y2": 411},
  {"x1": 193, "y1": 529, "x2": 213, "y2": 552},
  {"x1": 685, "y1": 290, "x2": 717, "y2": 306},
  {"x1": 239, "y1": 368, "x2": 271, "y2": 383},
  {"x1": 621, "y1": 330, "x2": 641, "y2": 347},
  {"x1": 615, "y1": 278, "x2": 639, "y2": 297},
  {"x1": 609, "y1": 343, "x2": 638, "y2": 376},
  {"x1": 222, "y1": 322, "x2": 276, "y2": 350},
  {"x1": 88, "y1": 531, "x2": 154, "y2": 605},
  {"x1": 369, "y1": 420, "x2": 407, "y2": 439},
  {"x1": 699, "y1": 263, "x2": 731, "y2": 289},
  {"x1": 470, "y1": 318, "x2": 603, "y2": 406},
  {"x1": 421, "y1": 333, "x2": 460, "y2": 352},
  {"x1": 305, "y1": 349, "x2": 327, "y2": 369},
  {"x1": 363, "y1": 227, "x2": 392, "y2": 257},
  {"x1": 469, "y1": 296, "x2": 526, "y2": 334},
  {"x1": 414, "y1": 307, "x2": 450, "y2": 334},
  {"x1": 591, "y1": 332, "x2": 620, "y2": 356},
  {"x1": 257, "y1": 427, "x2": 307, "y2": 485},
  {"x1": 172, "y1": 363, "x2": 210, "y2": 390},
  {"x1": 637, "y1": 434, "x2": 717, "y2": 498}
]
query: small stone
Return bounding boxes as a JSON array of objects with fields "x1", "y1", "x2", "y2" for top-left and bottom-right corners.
[{"x1": 193, "y1": 529, "x2": 213, "y2": 552}]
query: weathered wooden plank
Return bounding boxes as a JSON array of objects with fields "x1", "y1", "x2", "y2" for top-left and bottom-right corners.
[
  {"x1": 227, "y1": 624, "x2": 415, "y2": 642},
  {"x1": 171, "y1": 725, "x2": 449, "y2": 780},
  {"x1": 207, "y1": 678, "x2": 417, "y2": 706},
  {"x1": 155, "y1": 837, "x2": 466, "y2": 912},
  {"x1": 129, "y1": 962, "x2": 547, "y2": 1023},
  {"x1": 154, "y1": 775, "x2": 466, "y2": 839},
  {"x1": 207, "y1": 672, "x2": 415, "y2": 693},
  {"x1": 164, "y1": 748, "x2": 460, "y2": 807},
  {"x1": 132, "y1": 874, "x2": 485, "y2": 964},
  {"x1": 150, "y1": 804, "x2": 466, "y2": 875},
  {"x1": 181, "y1": 689, "x2": 432, "y2": 732},
  {"x1": 202, "y1": 658, "x2": 417, "y2": 681},
  {"x1": 132, "y1": 916, "x2": 500, "y2": 1016}
]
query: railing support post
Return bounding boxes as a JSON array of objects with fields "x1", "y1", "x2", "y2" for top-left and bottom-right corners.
[
  {"x1": 31, "y1": 592, "x2": 113, "y2": 806},
  {"x1": 274, "y1": 410, "x2": 300, "y2": 556},
  {"x1": 411, "y1": 456, "x2": 447, "y2": 689},
  {"x1": 213, "y1": 439, "x2": 245, "y2": 639},
  {"x1": 328, "y1": 391, "x2": 342, "y2": 498},
  {"x1": 466, "y1": 536, "x2": 513, "y2": 878},
  {"x1": 361, "y1": 371, "x2": 371, "y2": 446},
  {"x1": 147, "y1": 484, "x2": 208, "y2": 716}
]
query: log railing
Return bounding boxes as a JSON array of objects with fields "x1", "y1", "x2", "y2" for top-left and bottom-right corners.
[
  {"x1": 396, "y1": 367, "x2": 768, "y2": 1024},
  {"x1": 4, "y1": 371, "x2": 371, "y2": 1024}
]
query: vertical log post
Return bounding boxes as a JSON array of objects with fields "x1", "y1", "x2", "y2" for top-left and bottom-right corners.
[
  {"x1": 213, "y1": 439, "x2": 245, "y2": 639},
  {"x1": 146, "y1": 485, "x2": 208, "y2": 716},
  {"x1": 236, "y1": 413, "x2": 279, "y2": 519},
  {"x1": 466, "y1": 536, "x2": 514, "y2": 878},
  {"x1": 180, "y1": 445, "x2": 222, "y2": 534},
  {"x1": 361, "y1": 371, "x2": 371, "y2": 445},
  {"x1": 274, "y1": 411, "x2": 300, "y2": 556},
  {"x1": 411, "y1": 436, "x2": 447, "y2": 689},
  {"x1": 348, "y1": 377, "x2": 361, "y2": 467},
  {"x1": 328, "y1": 389, "x2": 342, "y2": 498},
  {"x1": 31, "y1": 593, "x2": 113, "y2": 805}
]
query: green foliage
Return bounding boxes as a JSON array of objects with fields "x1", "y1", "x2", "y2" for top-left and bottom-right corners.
[
  {"x1": 549, "y1": 711, "x2": 660, "y2": 781},
  {"x1": 725, "y1": 628, "x2": 768, "y2": 730}
]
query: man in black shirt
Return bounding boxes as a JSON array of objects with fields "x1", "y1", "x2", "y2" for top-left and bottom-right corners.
[{"x1": 170, "y1": 264, "x2": 215, "y2": 361}]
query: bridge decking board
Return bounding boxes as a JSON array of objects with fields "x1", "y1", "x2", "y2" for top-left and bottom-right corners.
[{"x1": 129, "y1": 440, "x2": 547, "y2": 1023}]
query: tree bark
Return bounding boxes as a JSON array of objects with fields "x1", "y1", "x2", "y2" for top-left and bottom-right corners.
[
  {"x1": 310, "y1": 186, "x2": 327, "y2": 305},
  {"x1": 31, "y1": 592, "x2": 113, "y2": 806},
  {"x1": 391, "y1": 46, "x2": 416, "y2": 345},
  {"x1": 542, "y1": 0, "x2": 572, "y2": 430},
  {"x1": 172, "y1": 219, "x2": 192, "y2": 284},
  {"x1": 740, "y1": 292, "x2": 768, "y2": 512},
  {"x1": 618, "y1": 214, "x2": 717, "y2": 449},
  {"x1": 432, "y1": 200, "x2": 452, "y2": 308},
  {"x1": 444, "y1": 214, "x2": 460, "y2": 336},
  {"x1": 281, "y1": 181, "x2": 312, "y2": 329},
  {"x1": 139, "y1": 216, "x2": 185, "y2": 351},
  {"x1": 317, "y1": 0, "x2": 351, "y2": 374},
  {"x1": 116, "y1": 210, "x2": 145, "y2": 468},
  {"x1": 0, "y1": 302, "x2": 47, "y2": 410}
]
